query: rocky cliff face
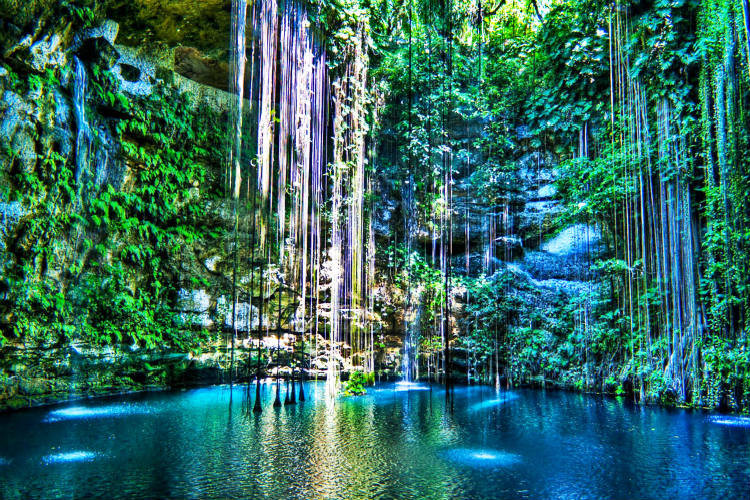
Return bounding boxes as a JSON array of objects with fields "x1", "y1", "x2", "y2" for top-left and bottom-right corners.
[
  {"x1": 0, "y1": 1, "x2": 604, "y2": 410},
  {"x1": 373, "y1": 122, "x2": 600, "y2": 279},
  {"x1": 370, "y1": 111, "x2": 604, "y2": 383},
  {"x1": 0, "y1": 1, "x2": 386, "y2": 411},
  {"x1": 0, "y1": 2, "x2": 257, "y2": 411}
]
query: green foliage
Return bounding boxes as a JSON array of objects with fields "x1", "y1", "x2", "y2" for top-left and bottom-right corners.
[
  {"x1": 527, "y1": 0, "x2": 609, "y2": 136},
  {"x1": 311, "y1": 0, "x2": 371, "y2": 67},
  {"x1": 344, "y1": 370, "x2": 368, "y2": 396},
  {"x1": 1, "y1": 58, "x2": 223, "y2": 352},
  {"x1": 62, "y1": 1, "x2": 97, "y2": 29}
]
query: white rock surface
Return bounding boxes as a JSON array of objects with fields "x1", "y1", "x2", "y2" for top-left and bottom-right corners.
[
  {"x1": 177, "y1": 289, "x2": 212, "y2": 327},
  {"x1": 542, "y1": 224, "x2": 601, "y2": 256}
]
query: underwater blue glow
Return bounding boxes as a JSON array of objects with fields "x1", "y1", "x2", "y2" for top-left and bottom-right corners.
[
  {"x1": 0, "y1": 457, "x2": 10, "y2": 466},
  {"x1": 1, "y1": 383, "x2": 747, "y2": 499},
  {"x1": 393, "y1": 381, "x2": 430, "y2": 391},
  {"x1": 443, "y1": 448, "x2": 521, "y2": 468},
  {"x1": 42, "y1": 451, "x2": 99, "y2": 464},
  {"x1": 44, "y1": 405, "x2": 145, "y2": 422},
  {"x1": 469, "y1": 393, "x2": 519, "y2": 411},
  {"x1": 707, "y1": 416, "x2": 750, "y2": 427}
]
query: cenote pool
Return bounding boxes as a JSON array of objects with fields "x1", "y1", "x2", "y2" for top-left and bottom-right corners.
[{"x1": 0, "y1": 382, "x2": 748, "y2": 499}]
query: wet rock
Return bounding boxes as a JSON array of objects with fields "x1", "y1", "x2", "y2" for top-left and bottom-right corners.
[
  {"x1": 495, "y1": 235, "x2": 524, "y2": 261},
  {"x1": 451, "y1": 253, "x2": 495, "y2": 277},
  {"x1": 536, "y1": 184, "x2": 556, "y2": 199},
  {"x1": 28, "y1": 33, "x2": 66, "y2": 71},
  {"x1": 51, "y1": 88, "x2": 73, "y2": 157},
  {"x1": 118, "y1": 63, "x2": 141, "y2": 82},
  {"x1": 216, "y1": 296, "x2": 265, "y2": 332},
  {"x1": 178, "y1": 289, "x2": 211, "y2": 312},
  {"x1": 3, "y1": 33, "x2": 33, "y2": 61},
  {"x1": 225, "y1": 301, "x2": 258, "y2": 331},
  {"x1": 75, "y1": 37, "x2": 119, "y2": 69},
  {"x1": 519, "y1": 248, "x2": 599, "y2": 282},
  {"x1": 517, "y1": 202, "x2": 562, "y2": 244},
  {"x1": 79, "y1": 20, "x2": 119, "y2": 46},
  {"x1": 91, "y1": 123, "x2": 125, "y2": 189},
  {"x1": 113, "y1": 0, "x2": 231, "y2": 54},
  {"x1": 204, "y1": 255, "x2": 221, "y2": 272},
  {"x1": 541, "y1": 224, "x2": 601, "y2": 257},
  {"x1": 450, "y1": 192, "x2": 490, "y2": 247},
  {"x1": 174, "y1": 46, "x2": 230, "y2": 91},
  {"x1": 112, "y1": 45, "x2": 155, "y2": 96},
  {"x1": 0, "y1": 201, "x2": 26, "y2": 255},
  {"x1": 0, "y1": 201, "x2": 26, "y2": 227},
  {"x1": 0, "y1": 201, "x2": 26, "y2": 251},
  {"x1": 177, "y1": 289, "x2": 213, "y2": 328},
  {"x1": 0, "y1": 90, "x2": 37, "y2": 172},
  {"x1": 373, "y1": 196, "x2": 397, "y2": 238},
  {"x1": 496, "y1": 235, "x2": 523, "y2": 249},
  {"x1": 533, "y1": 278, "x2": 598, "y2": 296},
  {"x1": 517, "y1": 152, "x2": 556, "y2": 185},
  {"x1": 18, "y1": 377, "x2": 47, "y2": 396},
  {"x1": 0, "y1": 340, "x2": 226, "y2": 411}
]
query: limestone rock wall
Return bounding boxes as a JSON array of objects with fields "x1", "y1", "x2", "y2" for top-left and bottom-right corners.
[{"x1": 0, "y1": 3, "x2": 260, "y2": 411}]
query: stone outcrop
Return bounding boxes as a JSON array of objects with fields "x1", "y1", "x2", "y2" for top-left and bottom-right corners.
[
  {"x1": 174, "y1": 46, "x2": 230, "y2": 91},
  {"x1": 0, "y1": 9, "x2": 258, "y2": 411},
  {"x1": 0, "y1": 341, "x2": 200, "y2": 411}
]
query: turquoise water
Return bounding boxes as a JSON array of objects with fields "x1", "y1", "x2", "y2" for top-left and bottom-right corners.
[{"x1": 0, "y1": 382, "x2": 748, "y2": 499}]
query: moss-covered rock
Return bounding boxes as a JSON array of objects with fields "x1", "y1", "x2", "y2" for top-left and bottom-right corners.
[{"x1": 109, "y1": 0, "x2": 231, "y2": 56}]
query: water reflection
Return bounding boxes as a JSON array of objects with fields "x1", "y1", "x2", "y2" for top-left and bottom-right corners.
[{"x1": 0, "y1": 383, "x2": 748, "y2": 499}]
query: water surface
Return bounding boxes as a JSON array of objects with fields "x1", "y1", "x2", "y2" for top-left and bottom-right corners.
[{"x1": 0, "y1": 382, "x2": 748, "y2": 499}]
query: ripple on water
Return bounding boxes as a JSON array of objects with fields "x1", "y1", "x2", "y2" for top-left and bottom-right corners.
[
  {"x1": 443, "y1": 448, "x2": 521, "y2": 468},
  {"x1": 42, "y1": 451, "x2": 99, "y2": 464},
  {"x1": 707, "y1": 415, "x2": 750, "y2": 427},
  {"x1": 44, "y1": 405, "x2": 146, "y2": 422}
]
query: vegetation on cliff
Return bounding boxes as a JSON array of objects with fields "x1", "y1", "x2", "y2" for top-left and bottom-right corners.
[{"x1": 1, "y1": 0, "x2": 749, "y2": 414}]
